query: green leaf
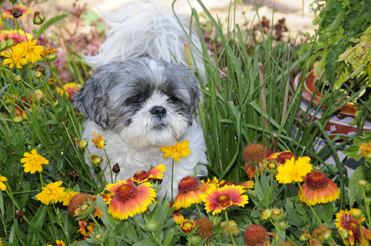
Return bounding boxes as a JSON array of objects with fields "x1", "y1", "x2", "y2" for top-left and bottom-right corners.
[
  {"x1": 0, "y1": 190, "x2": 4, "y2": 218},
  {"x1": 343, "y1": 145, "x2": 363, "y2": 161},
  {"x1": 322, "y1": 203, "x2": 335, "y2": 224},
  {"x1": 20, "y1": 181, "x2": 31, "y2": 208},
  {"x1": 348, "y1": 166, "x2": 368, "y2": 207},
  {"x1": 34, "y1": 14, "x2": 68, "y2": 38},
  {"x1": 95, "y1": 194, "x2": 116, "y2": 232},
  {"x1": 132, "y1": 238, "x2": 155, "y2": 246}
]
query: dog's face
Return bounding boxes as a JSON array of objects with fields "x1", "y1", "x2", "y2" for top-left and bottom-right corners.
[{"x1": 74, "y1": 57, "x2": 201, "y2": 147}]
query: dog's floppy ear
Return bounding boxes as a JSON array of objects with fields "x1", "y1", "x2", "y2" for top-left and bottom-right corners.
[
  {"x1": 73, "y1": 66, "x2": 113, "y2": 130},
  {"x1": 183, "y1": 68, "x2": 201, "y2": 117}
]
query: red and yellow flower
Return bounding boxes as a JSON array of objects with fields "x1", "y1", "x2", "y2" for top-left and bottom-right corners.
[
  {"x1": 335, "y1": 209, "x2": 371, "y2": 246},
  {"x1": 298, "y1": 171, "x2": 340, "y2": 206},
  {"x1": 241, "y1": 180, "x2": 255, "y2": 191},
  {"x1": 201, "y1": 185, "x2": 249, "y2": 215},
  {"x1": 56, "y1": 82, "x2": 82, "y2": 99},
  {"x1": 2, "y1": 4, "x2": 33, "y2": 18},
  {"x1": 131, "y1": 164, "x2": 166, "y2": 183},
  {"x1": 180, "y1": 219, "x2": 195, "y2": 233},
  {"x1": 173, "y1": 176, "x2": 211, "y2": 209},
  {"x1": 106, "y1": 180, "x2": 156, "y2": 220},
  {"x1": 169, "y1": 203, "x2": 184, "y2": 224},
  {"x1": 0, "y1": 30, "x2": 33, "y2": 45}
]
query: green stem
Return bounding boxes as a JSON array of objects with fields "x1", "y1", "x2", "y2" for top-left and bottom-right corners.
[
  {"x1": 5, "y1": 186, "x2": 26, "y2": 246},
  {"x1": 269, "y1": 219, "x2": 298, "y2": 246},
  {"x1": 224, "y1": 211, "x2": 237, "y2": 246},
  {"x1": 133, "y1": 216, "x2": 145, "y2": 238},
  {"x1": 171, "y1": 158, "x2": 174, "y2": 201},
  {"x1": 270, "y1": 173, "x2": 273, "y2": 200},
  {"x1": 39, "y1": 172, "x2": 43, "y2": 188},
  {"x1": 103, "y1": 148, "x2": 113, "y2": 183},
  {"x1": 298, "y1": 184, "x2": 322, "y2": 225},
  {"x1": 115, "y1": 173, "x2": 118, "y2": 183},
  {"x1": 53, "y1": 204, "x2": 70, "y2": 245},
  {"x1": 361, "y1": 186, "x2": 371, "y2": 226},
  {"x1": 195, "y1": 204, "x2": 202, "y2": 217},
  {"x1": 90, "y1": 214, "x2": 100, "y2": 226}
]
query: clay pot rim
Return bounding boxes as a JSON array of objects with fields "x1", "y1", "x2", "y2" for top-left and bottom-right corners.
[{"x1": 293, "y1": 72, "x2": 359, "y2": 116}]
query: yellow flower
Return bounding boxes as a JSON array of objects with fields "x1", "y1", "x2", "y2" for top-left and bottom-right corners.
[
  {"x1": 12, "y1": 39, "x2": 44, "y2": 63},
  {"x1": 60, "y1": 190, "x2": 79, "y2": 206},
  {"x1": 360, "y1": 142, "x2": 371, "y2": 159},
  {"x1": 91, "y1": 131, "x2": 106, "y2": 149},
  {"x1": 21, "y1": 149, "x2": 49, "y2": 174},
  {"x1": 160, "y1": 140, "x2": 192, "y2": 162},
  {"x1": 0, "y1": 177, "x2": 8, "y2": 191},
  {"x1": 35, "y1": 181, "x2": 65, "y2": 205},
  {"x1": 275, "y1": 156, "x2": 313, "y2": 184},
  {"x1": 56, "y1": 240, "x2": 65, "y2": 246},
  {"x1": 1, "y1": 49, "x2": 23, "y2": 69}
]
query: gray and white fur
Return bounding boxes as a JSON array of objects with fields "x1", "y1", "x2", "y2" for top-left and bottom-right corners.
[{"x1": 74, "y1": 57, "x2": 208, "y2": 200}]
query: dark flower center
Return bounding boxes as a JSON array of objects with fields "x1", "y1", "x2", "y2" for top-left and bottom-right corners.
[
  {"x1": 216, "y1": 195, "x2": 231, "y2": 207},
  {"x1": 116, "y1": 184, "x2": 138, "y2": 202},
  {"x1": 306, "y1": 172, "x2": 329, "y2": 190},
  {"x1": 133, "y1": 170, "x2": 150, "y2": 181},
  {"x1": 178, "y1": 176, "x2": 200, "y2": 194}
]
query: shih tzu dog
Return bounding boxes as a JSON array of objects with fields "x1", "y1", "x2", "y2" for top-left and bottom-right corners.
[{"x1": 74, "y1": 0, "x2": 208, "y2": 200}]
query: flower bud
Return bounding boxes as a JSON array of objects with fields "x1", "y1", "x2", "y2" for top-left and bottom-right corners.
[
  {"x1": 20, "y1": 58, "x2": 28, "y2": 66},
  {"x1": 145, "y1": 219, "x2": 157, "y2": 232},
  {"x1": 94, "y1": 165, "x2": 102, "y2": 174},
  {"x1": 271, "y1": 208, "x2": 284, "y2": 220},
  {"x1": 259, "y1": 209, "x2": 272, "y2": 221},
  {"x1": 34, "y1": 71, "x2": 42, "y2": 79},
  {"x1": 0, "y1": 40, "x2": 7, "y2": 51},
  {"x1": 351, "y1": 208, "x2": 364, "y2": 220},
  {"x1": 277, "y1": 221, "x2": 289, "y2": 230},
  {"x1": 91, "y1": 155, "x2": 103, "y2": 166},
  {"x1": 70, "y1": 171, "x2": 79, "y2": 180},
  {"x1": 12, "y1": 115, "x2": 23, "y2": 123},
  {"x1": 78, "y1": 140, "x2": 88, "y2": 150},
  {"x1": 12, "y1": 9, "x2": 22, "y2": 18},
  {"x1": 358, "y1": 180, "x2": 367, "y2": 187},
  {"x1": 6, "y1": 39, "x2": 15, "y2": 47},
  {"x1": 14, "y1": 75, "x2": 22, "y2": 83},
  {"x1": 300, "y1": 229, "x2": 311, "y2": 242},
  {"x1": 15, "y1": 210, "x2": 25, "y2": 220},
  {"x1": 339, "y1": 229, "x2": 348, "y2": 240},
  {"x1": 46, "y1": 53, "x2": 57, "y2": 61},
  {"x1": 33, "y1": 11, "x2": 45, "y2": 25},
  {"x1": 112, "y1": 163, "x2": 120, "y2": 174},
  {"x1": 188, "y1": 235, "x2": 202, "y2": 245}
]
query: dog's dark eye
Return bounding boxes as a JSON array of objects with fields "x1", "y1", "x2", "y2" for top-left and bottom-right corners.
[
  {"x1": 128, "y1": 95, "x2": 144, "y2": 104},
  {"x1": 168, "y1": 96, "x2": 179, "y2": 103}
]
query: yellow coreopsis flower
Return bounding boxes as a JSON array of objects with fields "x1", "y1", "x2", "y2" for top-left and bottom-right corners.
[
  {"x1": 56, "y1": 240, "x2": 66, "y2": 246},
  {"x1": 160, "y1": 140, "x2": 192, "y2": 162},
  {"x1": 35, "y1": 181, "x2": 65, "y2": 205},
  {"x1": 21, "y1": 149, "x2": 49, "y2": 174},
  {"x1": 275, "y1": 156, "x2": 313, "y2": 184},
  {"x1": 1, "y1": 49, "x2": 23, "y2": 69},
  {"x1": 60, "y1": 190, "x2": 79, "y2": 206},
  {"x1": 12, "y1": 39, "x2": 44, "y2": 63},
  {"x1": 91, "y1": 131, "x2": 106, "y2": 149},
  {"x1": 0, "y1": 176, "x2": 8, "y2": 191}
]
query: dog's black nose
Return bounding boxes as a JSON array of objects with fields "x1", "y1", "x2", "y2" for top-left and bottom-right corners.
[{"x1": 150, "y1": 106, "x2": 167, "y2": 117}]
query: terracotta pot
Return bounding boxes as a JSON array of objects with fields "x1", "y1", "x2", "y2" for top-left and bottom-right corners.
[{"x1": 292, "y1": 72, "x2": 371, "y2": 140}]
